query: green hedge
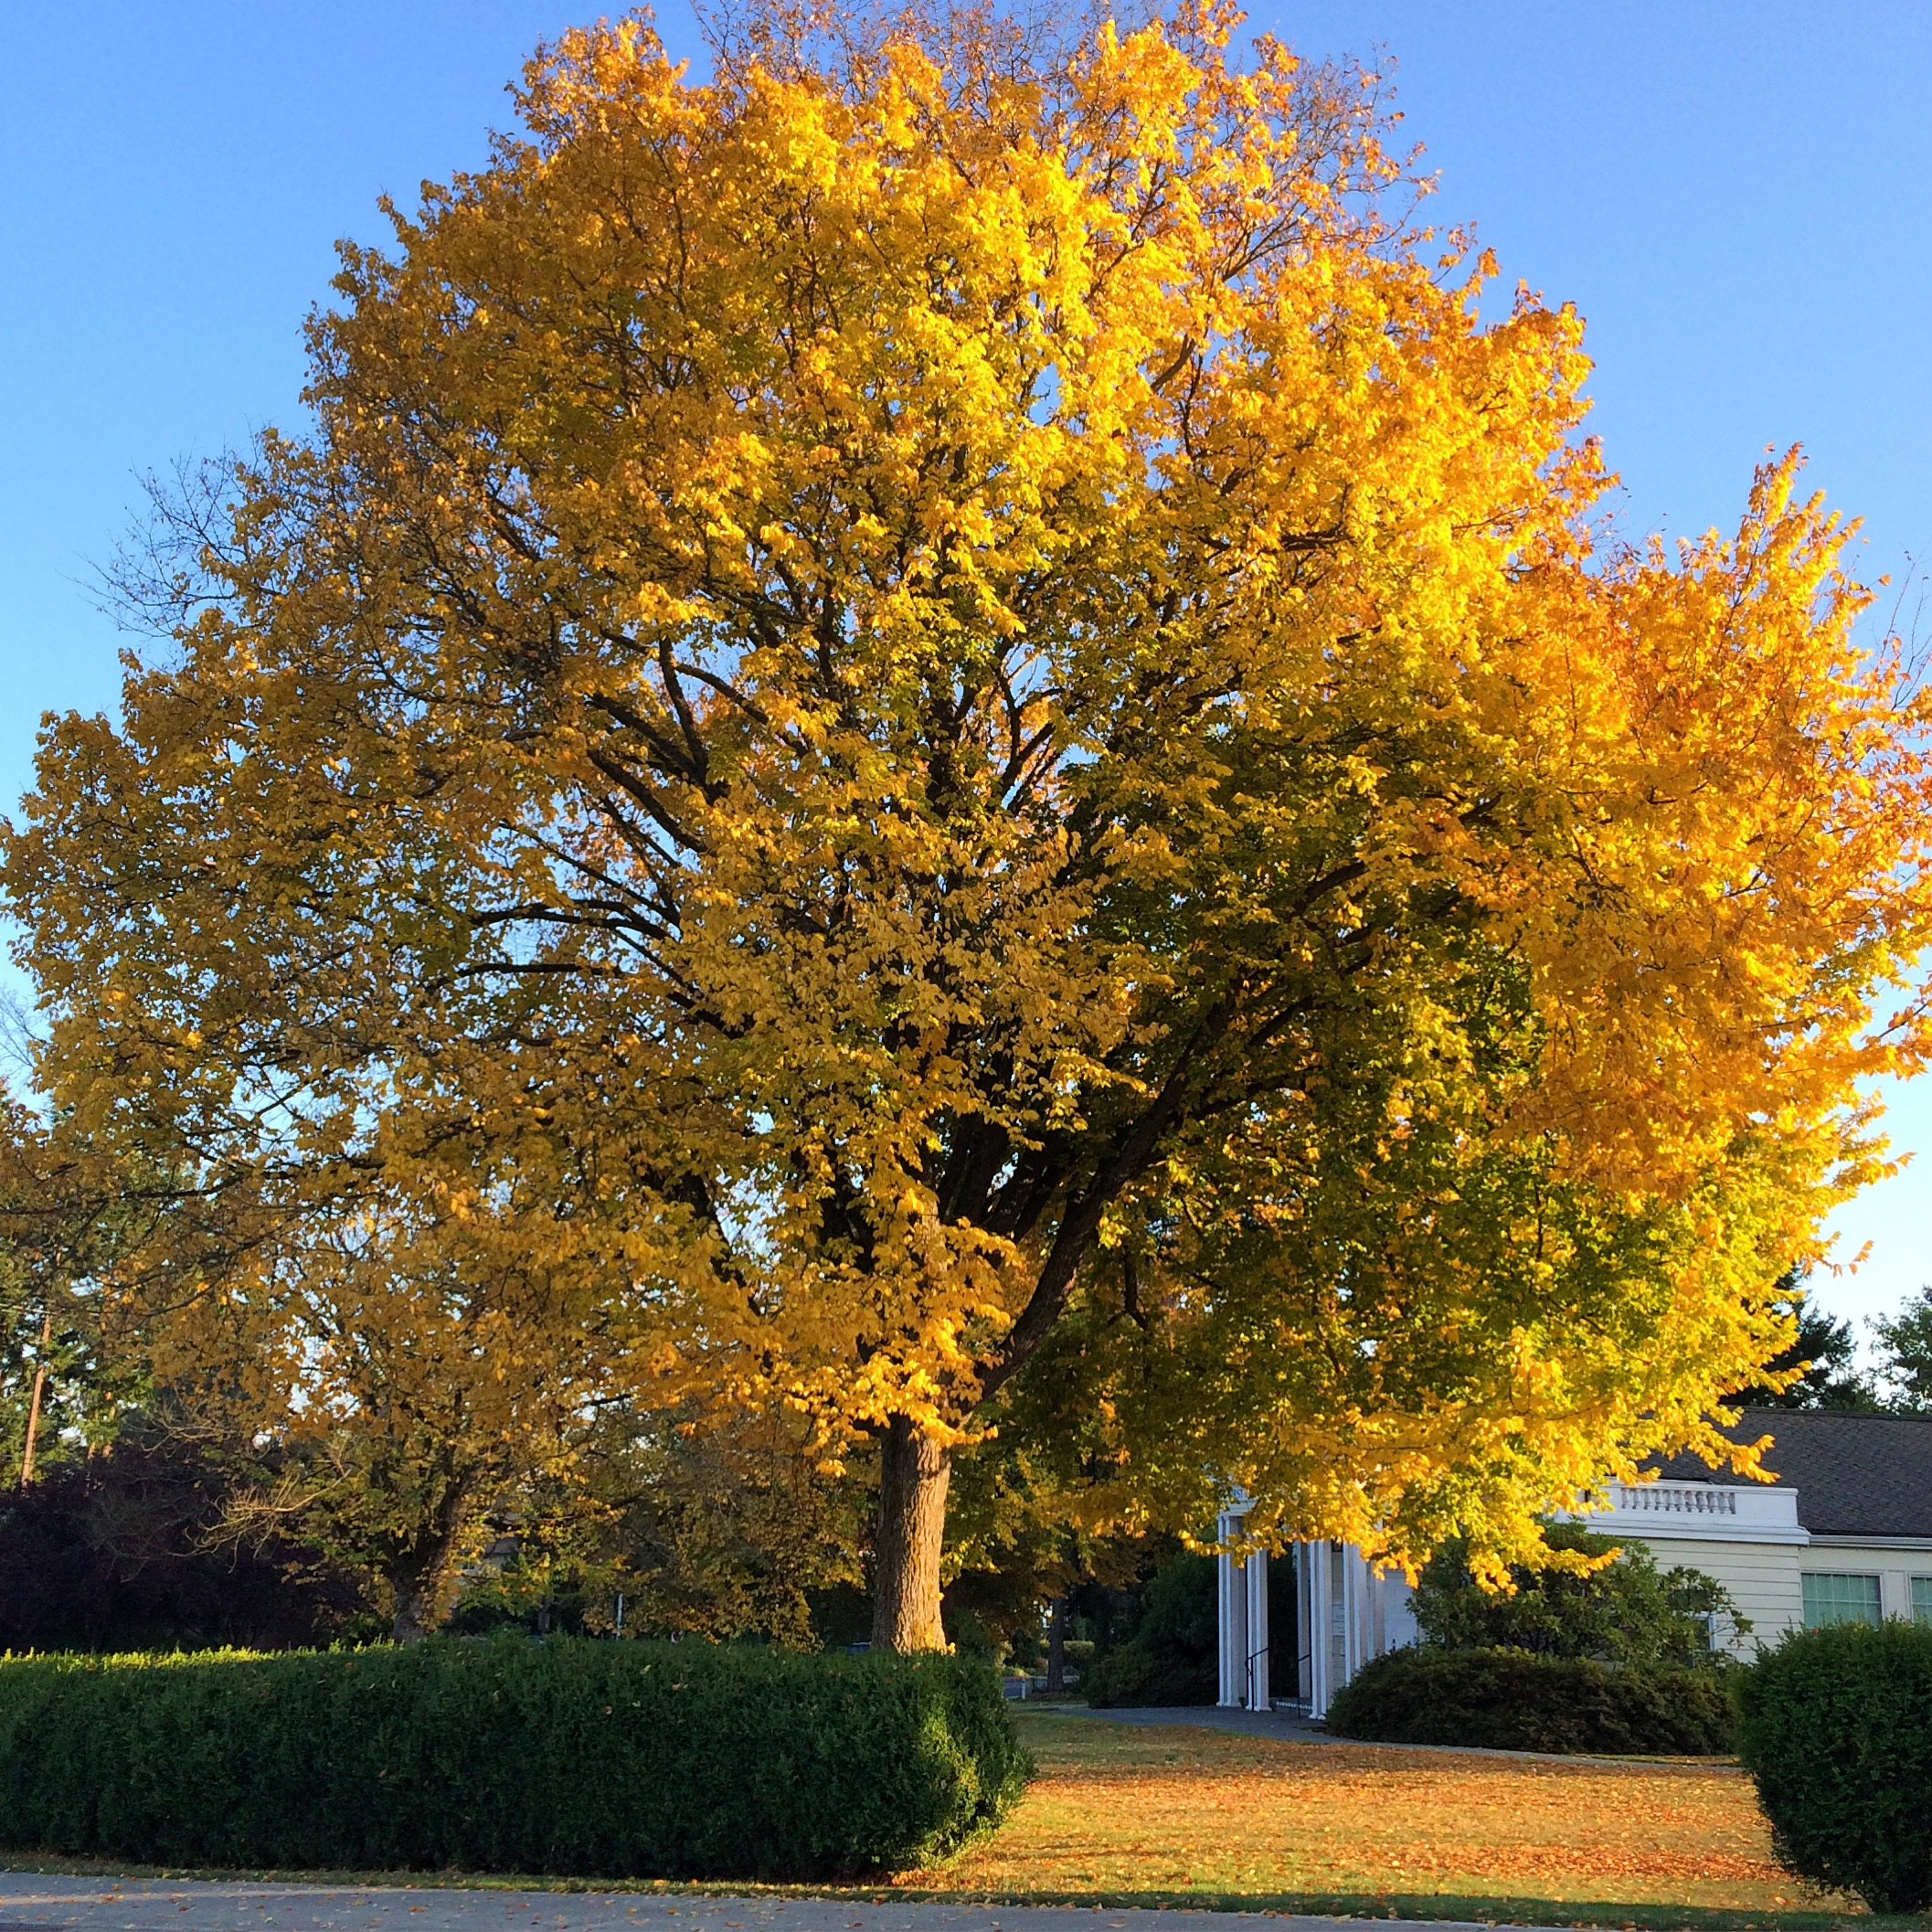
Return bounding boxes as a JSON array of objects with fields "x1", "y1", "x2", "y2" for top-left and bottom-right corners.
[
  {"x1": 0, "y1": 1640, "x2": 1029, "y2": 1879},
  {"x1": 1736, "y1": 1619, "x2": 1932, "y2": 1914},
  {"x1": 1324, "y1": 1646, "x2": 1736, "y2": 1755}
]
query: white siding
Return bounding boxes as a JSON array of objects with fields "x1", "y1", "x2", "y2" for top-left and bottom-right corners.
[{"x1": 1613, "y1": 1532, "x2": 1803, "y2": 1655}]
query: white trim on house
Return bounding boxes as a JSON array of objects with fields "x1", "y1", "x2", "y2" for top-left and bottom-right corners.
[
  {"x1": 1808, "y1": 1533, "x2": 1932, "y2": 1550},
  {"x1": 1589, "y1": 1480, "x2": 1809, "y2": 1545}
]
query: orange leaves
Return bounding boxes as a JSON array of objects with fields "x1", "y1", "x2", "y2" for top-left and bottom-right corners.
[
  {"x1": 931, "y1": 1715, "x2": 1813, "y2": 1911},
  {"x1": 1506, "y1": 451, "x2": 1932, "y2": 1209}
]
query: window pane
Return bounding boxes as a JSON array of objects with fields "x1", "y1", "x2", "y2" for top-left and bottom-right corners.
[
  {"x1": 1802, "y1": 1572, "x2": 1882, "y2": 1629},
  {"x1": 1914, "y1": 1576, "x2": 1932, "y2": 1628}
]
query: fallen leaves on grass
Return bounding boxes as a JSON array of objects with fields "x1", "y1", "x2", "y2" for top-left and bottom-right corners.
[{"x1": 914, "y1": 1714, "x2": 1834, "y2": 1913}]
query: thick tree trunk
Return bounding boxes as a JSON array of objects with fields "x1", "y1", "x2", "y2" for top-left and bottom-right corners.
[
  {"x1": 384, "y1": 1482, "x2": 478, "y2": 1644},
  {"x1": 871, "y1": 1415, "x2": 951, "y2": 1651},
  {"x1": 389, "y1": 1546, "x2": 458, "y2": 1645}
]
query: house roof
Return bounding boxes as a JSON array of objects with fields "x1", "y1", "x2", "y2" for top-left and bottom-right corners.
[{"x1": 1654, "y1": 1409, "x2": 1932, "y2": 1540}]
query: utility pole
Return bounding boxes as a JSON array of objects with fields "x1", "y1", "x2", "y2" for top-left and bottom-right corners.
[{"x1": 18, "y1": 1303, "x2": 52, "y2": 1487}]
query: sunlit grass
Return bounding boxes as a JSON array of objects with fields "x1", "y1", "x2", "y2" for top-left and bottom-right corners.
[{"x1": 903, "y1": 1709, "x2": 1864, "y2": 1923}]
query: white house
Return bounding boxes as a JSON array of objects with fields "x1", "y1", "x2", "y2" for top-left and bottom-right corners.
[{"x1": 1215, "y1": 1409, "x2": 1932, "y2": 1718}]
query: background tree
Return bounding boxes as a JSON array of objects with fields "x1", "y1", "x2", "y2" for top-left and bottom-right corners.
[
  {"x1": 1725, "y1": 1272, "x2": 1882, "y2": 1411},
  {"x1": 166, "y1": 1197, "x2": 642, "y2": 1641},
  {"x1": 1874, "y1": 1287, "x2": 1932, "y2": 1412},
  {"x1": 1079, "y1": 1551, "x2": 1223, "y2": 1706},
  {"x1": 1, "y1": 1253, "x2": 76, "y2": 1488},
  {"x1": 8, "y1": 2, "x2": 1932, "y2": 1651},
  {"x1": 0, "y1": 1423, "x2": 364, "y2": 1652},
  {"x1": 0, "y1": 1071, "x2": 635, "y2": 1641},
  {"x1": 582, "y1": 1401, "x2": 871, "y2": 1647},
  {"x1": 0, "y1": 1094, "x2": 155, "y2": 1484}
]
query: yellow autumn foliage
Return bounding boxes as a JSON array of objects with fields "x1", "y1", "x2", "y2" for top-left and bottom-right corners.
[{"x1": 6, "y1": 3, "x2": 1929, "y2": 1641}]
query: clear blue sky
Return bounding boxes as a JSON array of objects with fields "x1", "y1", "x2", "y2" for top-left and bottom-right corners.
[{"x1": 2, "y1": 2, "x2": 1927, "y2": 1341}]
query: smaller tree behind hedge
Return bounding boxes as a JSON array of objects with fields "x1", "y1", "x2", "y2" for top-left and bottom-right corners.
[
  {"x1": 1414, "y1": 1523, "x2": 1744, "y2": 1667},
  {"x1": 1083, "y1": 1553, "x2": 1219, "y2": 1707},
  {"x1": 0, "y1": 1433, "x2": 364, "y2": 1652},
  {"x1": 1736, "y1": 1619, "x2": 1932, "y2": 1914}
]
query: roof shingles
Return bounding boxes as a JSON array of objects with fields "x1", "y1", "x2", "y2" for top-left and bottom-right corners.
[{"x1": 1655, "y1": 1409, "x2": 1932, "y2": 1540}]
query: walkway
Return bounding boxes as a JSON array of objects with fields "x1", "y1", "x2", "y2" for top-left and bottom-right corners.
[
  {"x1": 1031, "y1": 1704, "x2": 1329, "y2": 1743},
  {"x1": 0, "y1": 1875, "x2": 1576, "y2": 1932},
  {"x1": 1032, "y1": 1704, "x2": 1742, "y2": 1770}
]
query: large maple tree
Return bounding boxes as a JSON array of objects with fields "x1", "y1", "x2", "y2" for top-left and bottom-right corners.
[{"x1": 9, "y1": 4, "x2": 1930, "y2": 1647}]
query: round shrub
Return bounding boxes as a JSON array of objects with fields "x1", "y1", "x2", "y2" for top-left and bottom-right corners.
[
  {"x1": 1736, "y1": 1619, "x2": 1932, "y2": 1914},
  {"x1": 1325, "y1": 1645, "x2": 1736, "y2": 1755}
]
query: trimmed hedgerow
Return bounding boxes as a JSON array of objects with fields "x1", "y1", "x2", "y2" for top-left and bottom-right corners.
[
  {"x1": 0, "y1": 1639, "x2": 1029, "y2": 1879},
  {"x1": 1736, "y1": 1619, "x2": 1932, "y2": 1914},
  {"x1": 1323, "y1": 1645, "x2": 1736, "y2": 1756}
]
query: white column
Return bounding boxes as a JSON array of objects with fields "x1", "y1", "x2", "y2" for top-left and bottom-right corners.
[
  {"x1": 1307, "y1": 1540, "x2": 1331, "y2": 1718},
  {"x1": 1351, "y1": 1545, "x2": 1375, "y2": 1682},
  {"x1": 1294, "y1": 1542, "x2": 1314, "y2": 1706},
  {"x1": 1318, "y1": 1540, "x2": 1361, "y2": 1714},
  {"x1": 1340, "y1": 1544, "x2": 1357, "y2": 1687},
  {"x1": 1244, "y1": 1545, "x2": 1269, "y2": 1707},
  {"x1": 1216, "y1": 1510, "x2": 1246, "y2": 1707}
]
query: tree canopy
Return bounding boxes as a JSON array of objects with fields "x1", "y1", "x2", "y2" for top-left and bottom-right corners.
[{"x1": 7, "y1": 1, "x2": 1931, "y2": 1646}]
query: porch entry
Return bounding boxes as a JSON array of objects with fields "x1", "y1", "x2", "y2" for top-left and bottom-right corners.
[{"x1": 1215, "y1": 1505, "x2": 1418, "y2": 1716}]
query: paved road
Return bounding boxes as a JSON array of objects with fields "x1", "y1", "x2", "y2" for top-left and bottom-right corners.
[{"x1": 0, "y1": 1876, "x2": 1569, "y2": 1932}]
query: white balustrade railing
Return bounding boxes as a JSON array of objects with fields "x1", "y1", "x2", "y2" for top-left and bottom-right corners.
[{"x1": 1610, "y1": 1482, "x2": 1737, "y2": 1515}]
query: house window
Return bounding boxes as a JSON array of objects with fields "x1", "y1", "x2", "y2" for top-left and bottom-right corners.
[
  {"x1": 1914, "y1": 1576, "x2": 1932, "y2": 1628},
  {"x1": 1801, "y1": 1572, "x2": 1882, "y2": 1629}
]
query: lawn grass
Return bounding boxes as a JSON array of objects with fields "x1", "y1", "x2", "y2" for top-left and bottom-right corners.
[{"x1": 892, "y1": 1707, "x2": 1881, "y2": 1927}]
